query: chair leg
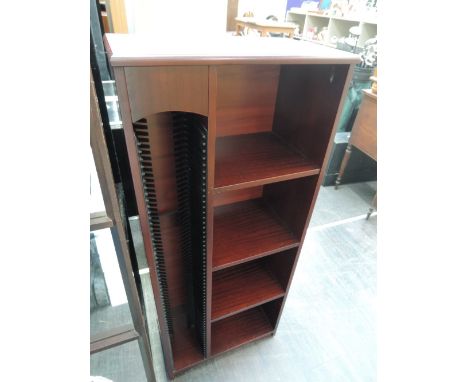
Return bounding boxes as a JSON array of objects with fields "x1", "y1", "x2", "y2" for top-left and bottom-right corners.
[
  {"x1": 366, "y1": 192, "x2": 377, "y2": 220},
  {"x1": 335, "y1": 143, "x2": 353, "y2": 189}
]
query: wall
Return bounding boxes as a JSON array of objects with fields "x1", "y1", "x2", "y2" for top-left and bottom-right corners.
[{"x1": 124, "y1": 0, "x2": 228, "y2": 36}]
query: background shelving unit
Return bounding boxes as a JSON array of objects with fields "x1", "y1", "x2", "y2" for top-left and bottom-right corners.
[
  {"x1": 286, "y1": 8, "x2": 377, "y2": 48},
  {"x1": 105, "y1": 34, "x2": 358, "y2": 379}
]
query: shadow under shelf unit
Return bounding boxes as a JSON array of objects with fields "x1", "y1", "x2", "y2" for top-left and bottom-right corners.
[{"x1": 105, "y1": 33, "x2": 359, "y2": 379}]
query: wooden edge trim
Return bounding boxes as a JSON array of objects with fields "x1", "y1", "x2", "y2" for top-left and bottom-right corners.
[
  {"x1": 205, "y1": 65, "x2": 218, "y2": 357},
  {"x1": 90, "y1": 211, "x2": 114, "y2": 231},
  {"x1": 91, "y1": 326, "x2": 139, "y2": 354},
  {"x1": 109, "y1": 56, "x2": 361, "y2": 67}
]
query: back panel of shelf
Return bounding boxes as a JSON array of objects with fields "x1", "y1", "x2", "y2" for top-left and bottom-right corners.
[{"x1": 211, "y1": 298, "x2": 284, "y2": 356}]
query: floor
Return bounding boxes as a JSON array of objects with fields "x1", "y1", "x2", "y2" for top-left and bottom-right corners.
[{"x1": 91, "y1": 181, "x2": 377, "y2": 382}]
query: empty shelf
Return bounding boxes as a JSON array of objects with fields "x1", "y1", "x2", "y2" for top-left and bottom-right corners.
[
  {"x1": 213, "y1": 199, "x2": 299, "y2": 271},
  {"x1": 212, "y1": 261, "x2": 285, "y2": 322},
  {"x1": 211, "y1": 307, "x2": 274, "y2": 356},
  {"x1": 215, "y1": 132, "x2": 320, "y2": 192}
]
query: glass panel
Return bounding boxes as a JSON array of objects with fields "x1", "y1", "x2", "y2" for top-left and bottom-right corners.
[
  {"x1": 91, "y1": 228, "x2": 133, "y2": 337},
  {"x1": 102, "y1": 80, "x2": 123, "y2": 128},
  {"x1": 90, "y1": 146, "x2": 106, "y2": 214},
  {"x1": 91, "y1": 340, "x2": 147, "y2": 382},
  {"x1": 128, "y1": 216, "x2": 148, "y2": 270}
]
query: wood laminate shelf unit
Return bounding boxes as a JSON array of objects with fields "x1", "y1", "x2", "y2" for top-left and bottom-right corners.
[
  {"x1": 215, "y1": 132, "x2": 320, "y2": 192},
  {"x1": 211, "y1": 307, "x2": 274, "y2": 356},
  {"x1": 213, "y1": 199, "x2": 299, "y2": 271},
  {"x1": 105, "y1": 33, "x2": 358, "y2": 379},
  {"x1": 212, "y1": 261, "x2": 285, "y2": 321}
]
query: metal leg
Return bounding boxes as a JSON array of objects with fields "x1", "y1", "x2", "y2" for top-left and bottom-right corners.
[{"x1": 335, "y1": 143, "x2": 353, "y2": 189}]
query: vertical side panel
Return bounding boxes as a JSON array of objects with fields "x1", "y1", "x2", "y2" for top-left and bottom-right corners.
[
  {"x1": 113, "y1": 67, "x2": 175, "y2": 377},
  {"x1": 264, "y1": 176, "x2": 318, "y2": 238},
  {"x1": 206, "y1": 66, "x2": 218, "y2": 356}
]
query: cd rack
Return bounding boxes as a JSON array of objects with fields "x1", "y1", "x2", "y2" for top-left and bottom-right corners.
[
  {"x1": 106, "y1": 32, "x2": 357, "y2": 379},
  {"x1": 172, "y1": 112, "x2": 208, "y2": 356}
]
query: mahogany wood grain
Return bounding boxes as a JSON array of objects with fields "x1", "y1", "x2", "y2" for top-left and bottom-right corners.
[
  {"x1": 263, "y1": 176, "x2": 318, "y2": 238},
  {"x1": 216, "y1": 65, "x2": 280, "y2": 137},
  {"x1": 106, "y1": 33, "x2": 358, "y2": 377},
  {"x1": 124, "y1": 66, "x2": 208, "y2": 122},
  {"x1": 213, "y1": 186, "x2": 263, "y2": 207},
  {"x1": 213, "y1": 199, "x2": 299, "y2": 271},
  {"x1": 272, "y1": 64, "x2": 349, "y2": 167},
  {"x1": 211, "y1": 306, "x2": 274, "y2": 356},
  {"x1": 262, "y1": 298, "x2": 283, "y2": 327},
  {"x1": 264, "y1": 249, "x2": 298, "y2": 291},
  {"x1": 211, "y1": 260, "x2": 285, "y2": 322},
  {"x1": 214, "y1": 132, "x2": 320, "y2": 192},
  {"x1": 171, "y1": 307, "x2": 205, "y2": 373}
]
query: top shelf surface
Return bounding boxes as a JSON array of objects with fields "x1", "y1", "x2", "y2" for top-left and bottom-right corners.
[
  {"x1": 104, "y1": 33, "x2": 361, "y2": 66},
  {"x1": 214, "y1": 132, "x2": 320, "y2": 192}
]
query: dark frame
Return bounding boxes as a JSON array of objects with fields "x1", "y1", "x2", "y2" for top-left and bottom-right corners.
[{"x1": 90, "y1": 69, "x2": 157, "y2": 382}]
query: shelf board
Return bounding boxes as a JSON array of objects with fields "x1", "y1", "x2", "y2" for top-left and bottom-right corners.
[
  {"x1": 171, "y1": 308, "x2": 205, "y2": 373},
  {"x1": 212, "y1": 261, "x2": 285, "y2": 322},
  {"x1": 214, "y1": 132, "x2": 320, "y2": 192},
  {"x1": 213, "y1": 199, "x2": 299, "y2": 271},
  {"x1": 211, "y1": 307, "x2": 274, "y2": 356}
]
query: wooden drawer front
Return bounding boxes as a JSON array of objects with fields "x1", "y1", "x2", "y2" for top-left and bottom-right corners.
[
  {"x1": 124, "y1": 66, "x2": 209, "y2": 122},
  {"x1": 350, "y1": 95, "x2": 377, "y2": 160}
]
